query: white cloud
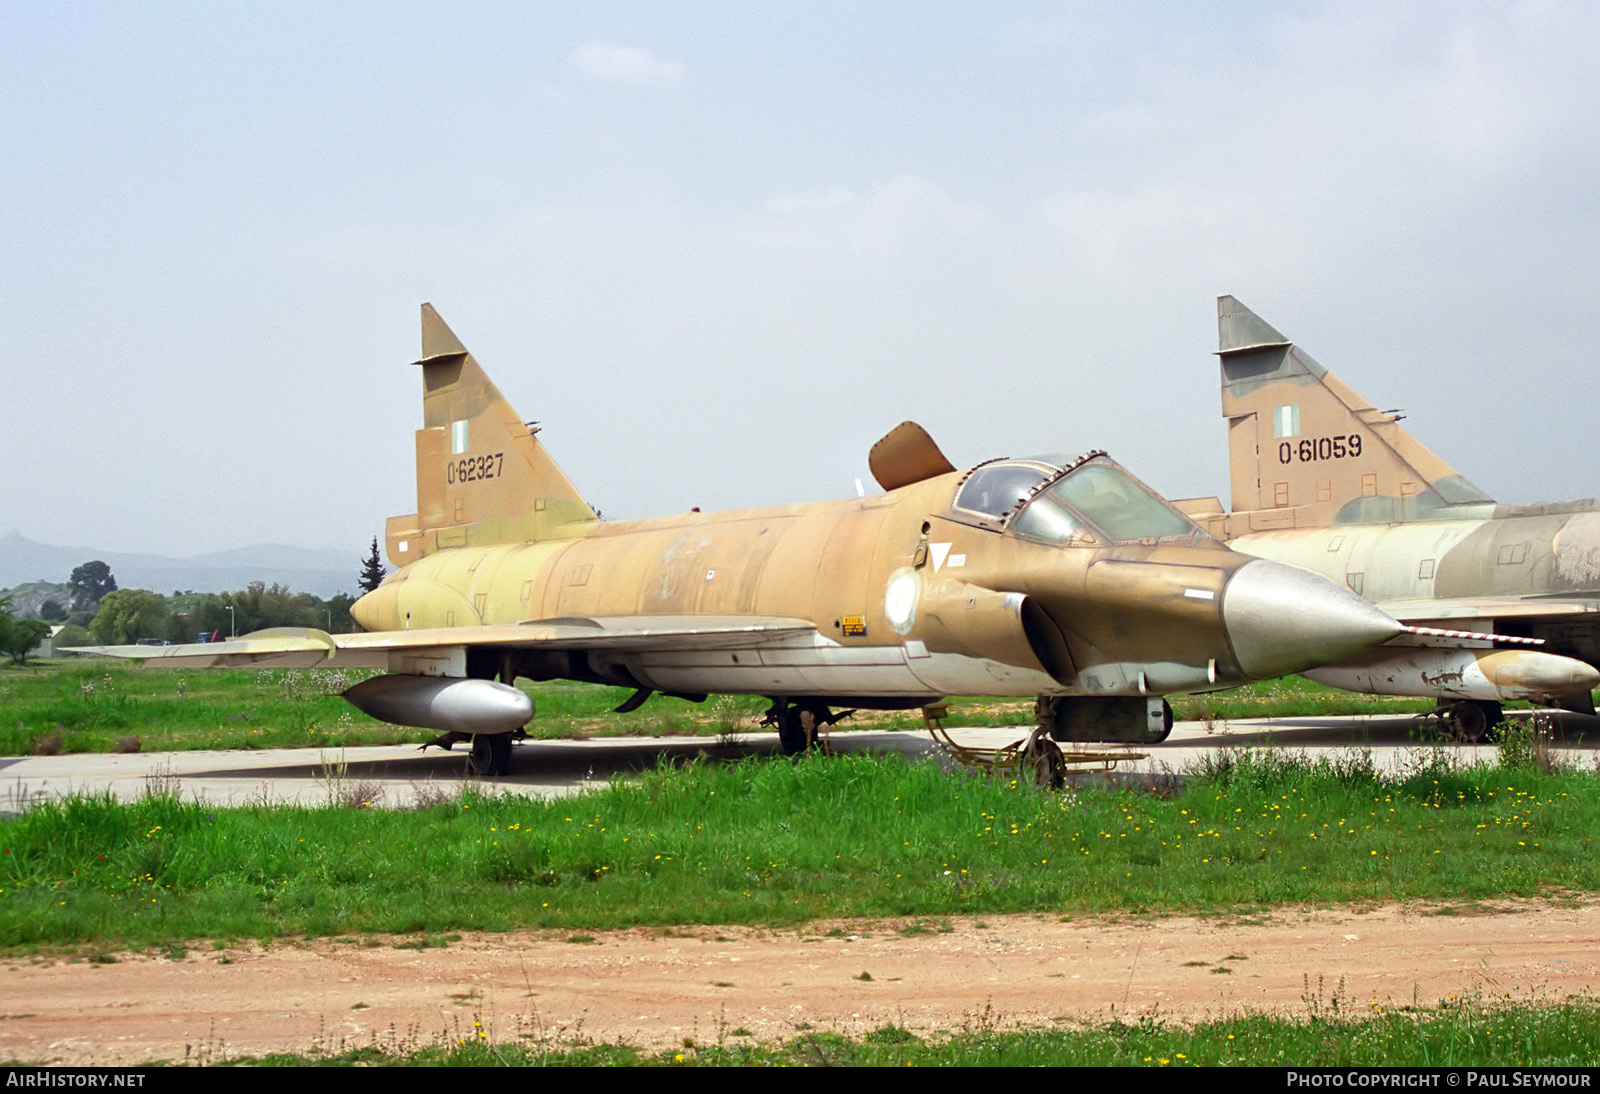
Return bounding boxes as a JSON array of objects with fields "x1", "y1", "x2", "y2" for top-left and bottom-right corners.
[
  {"x1": 1027, "y1": 2, "x2": 1600, "y2": 305},
  {"x1": 570, "y1": 42, "x2": 685, "y2": 85}
]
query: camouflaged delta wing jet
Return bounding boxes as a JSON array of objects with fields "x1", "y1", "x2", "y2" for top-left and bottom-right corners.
[
  {"x1": 1174, "y1": 296, "x2": 1600, "y2": 741},
  {"x1": 95, "y1": 304, "x2": 1406, "y2": 775}
]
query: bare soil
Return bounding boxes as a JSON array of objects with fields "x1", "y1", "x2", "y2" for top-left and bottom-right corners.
[{"x1": 3, "y1": 899, "x2": 1596, "y2": 1065}]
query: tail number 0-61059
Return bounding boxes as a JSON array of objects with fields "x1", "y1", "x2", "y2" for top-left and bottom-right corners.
[
  {"x1": 447, "y1": 452, "x2": 504, "y2": 484},
  {"x1": 1278, "y1": 434, "x2": 1362, "y2": 464}
]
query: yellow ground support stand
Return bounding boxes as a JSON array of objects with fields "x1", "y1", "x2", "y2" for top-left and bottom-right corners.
[{"x1": 921, "y1": 704, "x2": 1148, "y2": 788}]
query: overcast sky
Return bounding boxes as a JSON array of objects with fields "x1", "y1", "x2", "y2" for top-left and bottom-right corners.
[{"x1": 5, "y1": 1, "x2": 1597, "y2": 559}]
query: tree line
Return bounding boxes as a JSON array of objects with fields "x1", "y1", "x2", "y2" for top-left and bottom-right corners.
[{"x1": 0, "y1": 539, "x2": 388, "y2": 660}]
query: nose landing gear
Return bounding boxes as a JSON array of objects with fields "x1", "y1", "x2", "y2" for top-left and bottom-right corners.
[{"x1": 1022, "y1": 732, "x2": 1066, "y2": 790}]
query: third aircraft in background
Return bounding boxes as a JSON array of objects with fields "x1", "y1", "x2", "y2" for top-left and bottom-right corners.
[{"x1": 1178, "y1": 296, "x2": 1600, "y2": 740}]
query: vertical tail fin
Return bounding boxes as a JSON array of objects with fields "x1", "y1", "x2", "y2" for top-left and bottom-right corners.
[
  {"x1": 385, "y1": 304, "x2": 597, "y2": 564},
  {"x1": 1216, "y1": 295, "x2": 1494, "y2": 533}
]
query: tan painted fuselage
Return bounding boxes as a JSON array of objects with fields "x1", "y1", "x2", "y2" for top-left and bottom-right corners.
[{"x1": 354, "y1": 470, "x2": 1257, "y2": 701}]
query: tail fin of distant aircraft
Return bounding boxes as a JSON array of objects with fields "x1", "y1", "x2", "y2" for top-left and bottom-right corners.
[
  {"x1": 1213, "y1": 295, "x2": 1495, "y2": 534},
  {"x1": 384, "y1": 304, "x2": 597, "y2": 565}
]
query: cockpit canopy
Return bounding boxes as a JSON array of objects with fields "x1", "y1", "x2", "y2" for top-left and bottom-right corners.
[{"x1": 951, "y1": 454, "x2": 1205, "y2": 546}]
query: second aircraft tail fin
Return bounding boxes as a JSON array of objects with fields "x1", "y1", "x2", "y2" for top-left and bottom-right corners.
[{"x1": 1214, "y1": 295, "x2": 1494, "y2": 534}]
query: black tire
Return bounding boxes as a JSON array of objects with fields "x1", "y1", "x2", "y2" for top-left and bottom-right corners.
[
  {"x1": 468, "y1": 732, "x2": 513, "y2": 776},
  {"x1": 1026, "y1": 737, "x2": 1065, "y2": 790},
  {"x1": 1449, "y1": 701, "x2": 1502, "y2": 744},
  {"x1": 776, "y1": 707, "x2": 809, "y2": 755},
  {"x1": 777, "y1": 703, "x2": 829, "y2": 755}
]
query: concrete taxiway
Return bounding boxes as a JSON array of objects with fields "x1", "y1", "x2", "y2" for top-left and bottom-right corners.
[{"x1": 3, "y1": 711, "x2": 1595, "y2": 813}]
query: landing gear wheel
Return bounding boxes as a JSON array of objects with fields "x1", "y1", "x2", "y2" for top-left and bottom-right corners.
[
  {"x1": 1446, "y1": 700, "x2": 1502, "y2": 744},
  {"x1": 467, "y1": 732, "x2": 512, "y2": 776},
  {"x1": 1024, "y1": 736, "x2": 1066, "y2": 790},
  {"x1": 1152, "y1": 699, "x2": 1175, "y2": 744},
  {"x1": 775, "y1": 702, "x2": 830, "y2": 755},
  {"x1": 776, "y1": 706, "x2": 809, "y2": 755}
]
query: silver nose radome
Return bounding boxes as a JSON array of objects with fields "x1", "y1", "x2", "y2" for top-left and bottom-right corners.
[{"x1": 1222, "y1": 558, "x2": 1403, "y2": 680}]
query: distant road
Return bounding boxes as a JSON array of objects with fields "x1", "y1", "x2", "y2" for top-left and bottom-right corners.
[{"x1": 4, "y1": 712, "x2": 1594, "y2": 812}]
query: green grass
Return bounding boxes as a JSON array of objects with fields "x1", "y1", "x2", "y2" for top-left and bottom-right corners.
[
  {"x1": 1171, "y1": 675, "x2": 1445, "y2": 723},
  {"x1": 3, "y1": 749, "x2": 1596, "y2": 950},
  {"x1": 0, "y1": 661, "x2": 776, "y2": 754},
  {"x1": 0, "y1": 662, "x2": 400, "y2": 754},
  {"x1": 0, "y1": 659, "x2": 1470, "y2": 757},
  {"x1": 183, "y1": 996, "x2": 1600, "y2": 1066}
]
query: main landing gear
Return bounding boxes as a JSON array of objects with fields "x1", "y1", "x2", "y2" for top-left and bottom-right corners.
[
  {"x1": 1432, "y1": 699, "x2": 1503, "y2": 744},
  {"x1": 468, "y1": 732, "x2": 515, "y2": 776},
  {"x1": 420, "y1": 728, "x2": 525, "y2": 776},
  {"x1": 763, "y1": 699, "x2": 854, "y2": 755}
]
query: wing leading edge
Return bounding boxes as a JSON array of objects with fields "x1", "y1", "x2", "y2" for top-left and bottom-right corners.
[{"x1": 79, "y1": 615, "x2": 824, "y2": 670}]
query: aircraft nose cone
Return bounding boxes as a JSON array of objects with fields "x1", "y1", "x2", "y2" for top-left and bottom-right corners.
[{"x1": 1223, "y1": 558, "x2": 1402, "y2": 680}]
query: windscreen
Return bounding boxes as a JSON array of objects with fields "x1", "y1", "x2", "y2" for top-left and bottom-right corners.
[
  {"x1": 1014, "y1": 459, "x2": 1200, "y2": 544},
  {"x1": 1050, "y1": 461, "x2": 1198, "y2": 542}
]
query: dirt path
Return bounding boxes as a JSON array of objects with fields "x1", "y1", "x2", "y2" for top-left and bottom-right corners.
[{"x1": 3, "y1": 899, "x2": 1596, "y2": 1064}]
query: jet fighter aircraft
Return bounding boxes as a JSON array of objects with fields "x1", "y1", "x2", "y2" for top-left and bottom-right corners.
[
  {"x1": 1176, "y1": 296, "x2": 1600, "y2": 740},
  {"x1": 97, "y1": 305, "x2": 1406, "y2": 773}
]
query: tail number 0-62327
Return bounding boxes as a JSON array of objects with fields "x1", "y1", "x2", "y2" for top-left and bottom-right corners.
[
  {"x1": 1278, "y1": 434, "x2": 1362, "y2": 464},
  {"x1": 447, "y1": 452, "x2": 504, "y2": 484}
]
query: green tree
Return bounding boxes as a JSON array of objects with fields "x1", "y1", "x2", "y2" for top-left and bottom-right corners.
[
  {"x1": 68, "y1": 561, "x2": 117, "y2": 614},
  {"x1": 181, "y1": 586, "x2": 354, "y2": 638},
  {"x1": 358, "y1": 537, "x2": 387, "y2": 593},
  {"x1": 181, "y1": 594, "x2": 231, "y2": 641},
  {"x1": 226, "y1": 582, "x2": 318, "y2": 634},
  {"x1": 89, "y1": 589, "x2": 172, "y2": 645},
  {"x1": 0, "y1": 596, "x2": 52, "y2": 665},
  {"x1": 324, "y1": 591, "x2": 358, "y2": 633},
  {"x1": 38, "y1": 599, "x2": 66, "y2": 622}
]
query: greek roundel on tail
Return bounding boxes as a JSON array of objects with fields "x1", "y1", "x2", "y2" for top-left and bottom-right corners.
[
  {"x1": 86, "y1": 303, "x2": 1411, "y2": 775},
  {"x1": 1176, "y1": 296, "x2": 1600, "y2": 740}
]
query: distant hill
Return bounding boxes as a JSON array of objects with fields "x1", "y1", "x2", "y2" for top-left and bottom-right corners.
[
  {"x1": 0, "y1": 532, "x2": 358, "y2": 599},
  {"x1": 1, "y1": 580, "x2": 71, "y2": 619}
]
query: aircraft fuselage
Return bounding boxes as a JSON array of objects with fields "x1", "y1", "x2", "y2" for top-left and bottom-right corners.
[{"x1": 353, "y1": 467, "x2": 1385, "y2": 702}]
